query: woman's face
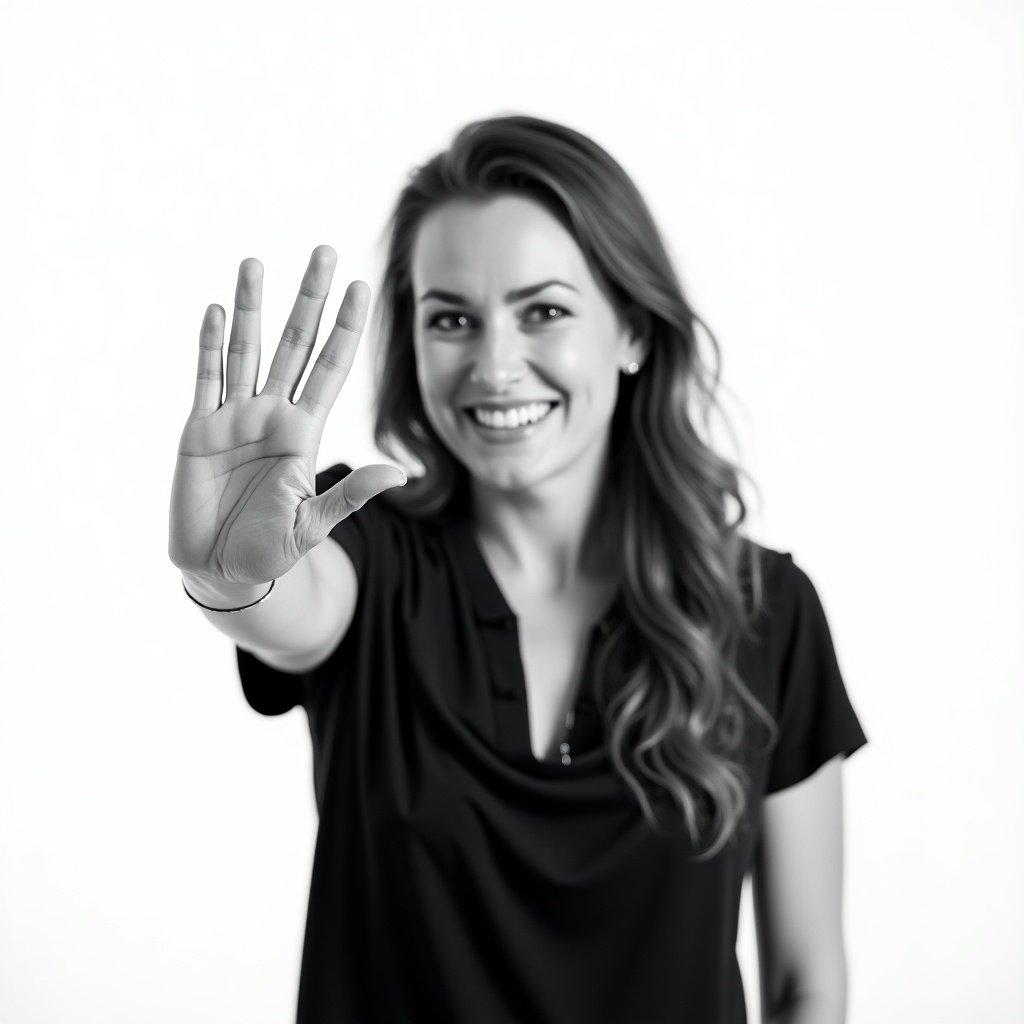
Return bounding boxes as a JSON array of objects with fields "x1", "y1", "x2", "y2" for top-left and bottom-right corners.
[{"x1": 410, "y1": 194, "x2": 645, "y2": 492}]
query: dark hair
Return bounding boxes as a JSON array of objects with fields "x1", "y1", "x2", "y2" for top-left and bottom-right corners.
[{"x1": 367, "y1": 114, "x2": 776, "y2": 860}]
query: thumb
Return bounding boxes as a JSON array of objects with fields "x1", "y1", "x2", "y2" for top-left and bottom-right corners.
[{"x1": 304, "y1": 464, "x2": 407, "y2": 544}]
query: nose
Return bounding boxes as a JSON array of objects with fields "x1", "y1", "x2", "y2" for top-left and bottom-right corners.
[{"x1": 467, "y1": 323, "x2": 526, "y2": 391}]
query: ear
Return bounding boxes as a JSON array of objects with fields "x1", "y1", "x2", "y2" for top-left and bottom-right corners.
[{"x1": 620, "y1": 305, "x2": 652, "y2": 370}]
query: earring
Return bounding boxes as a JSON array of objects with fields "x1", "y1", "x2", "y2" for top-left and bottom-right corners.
[{"x1": 625, "y1": 361, "x2": 640, "y2": 375}]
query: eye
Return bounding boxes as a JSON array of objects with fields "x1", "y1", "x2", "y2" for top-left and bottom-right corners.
[
  {"x1": 424, "y1": 303, "x2": 572, "y2": 334},
  {"x1": 522, "y1": 303, "x2": 571, "y2": 325},
  {"x1": 425, "y1": 310, "x2": 477, "y2": 333}
]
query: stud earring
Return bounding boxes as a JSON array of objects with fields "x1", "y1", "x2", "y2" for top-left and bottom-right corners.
[{"x1": 625, "y1": 361, "x2": 640, "y2": 375}]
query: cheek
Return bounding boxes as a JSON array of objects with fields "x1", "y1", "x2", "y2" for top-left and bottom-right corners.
[
  {"x1": 575, "y1": 379, "x2": 618, "y2": 425},
  {"x1": 414, "y1": 346, "x2": 460, "y2": 405},
  {"x1": 553, "y1": 352, "x2": 618, "y2": 415},
  {"x1": 549, "y1": 344, "x2": 588, "y2": 376},
  {"x1": 547, "y1": 333, "x2": 618, "y2": 392}
]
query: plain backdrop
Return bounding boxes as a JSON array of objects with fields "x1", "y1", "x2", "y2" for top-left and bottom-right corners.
[{"x1": 1, "y1": 1, "x2": 1021, "y2": 1021}]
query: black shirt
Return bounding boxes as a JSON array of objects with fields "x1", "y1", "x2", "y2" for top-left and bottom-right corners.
[{"x1": 236, "y1": 462, "x2": 869, "y2": 1024}]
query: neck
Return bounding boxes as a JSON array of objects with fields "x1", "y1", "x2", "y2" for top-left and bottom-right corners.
[{"x1": 467, "y1": 432, "x2": 620, "y2": 596}]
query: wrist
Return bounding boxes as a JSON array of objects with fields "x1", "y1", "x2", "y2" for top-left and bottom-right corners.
[{"x1": 181, "y1": 571, "x2": 272, "y2": 610}]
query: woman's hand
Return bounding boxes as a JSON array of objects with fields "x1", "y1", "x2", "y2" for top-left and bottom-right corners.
[{"x1": 168, "y1": 245, "x2": 406, "y2": 589}]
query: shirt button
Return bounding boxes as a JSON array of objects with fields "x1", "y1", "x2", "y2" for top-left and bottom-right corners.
[
  {"x1": 561, "y1": 753, "x2": 572, "y2": 765},
  {"x1": 559, "y1": 742, "x2": 570, "y2": 753}
]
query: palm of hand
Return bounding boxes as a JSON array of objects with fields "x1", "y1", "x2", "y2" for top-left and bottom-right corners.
[{"x1": 173, "y1": 395, "x2": 325, "y2": 585}]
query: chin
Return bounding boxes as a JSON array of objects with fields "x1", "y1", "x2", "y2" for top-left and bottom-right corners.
[{"x1": 468, "y1": 458, "x2": 542, "y2": 490}]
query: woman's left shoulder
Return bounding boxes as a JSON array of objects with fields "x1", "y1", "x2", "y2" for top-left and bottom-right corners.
[
  {"x1": 738, "y1": 539, "x2": 793, "y2": 608},
  {"x1": 742, "y1": 540, "x2": 823, "y2": 608},
  {"x1": 736, "y1": 540, "x2": 833, "y2": 657}
]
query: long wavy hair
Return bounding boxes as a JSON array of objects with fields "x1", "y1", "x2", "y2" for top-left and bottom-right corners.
[{"x1": 366, "y1": 114, "x2": 777, "y2": 860}]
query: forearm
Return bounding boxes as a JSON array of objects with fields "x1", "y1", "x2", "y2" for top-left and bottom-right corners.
[{"x1": 181, "y1": 551, "x2": 331, "y2": 658}]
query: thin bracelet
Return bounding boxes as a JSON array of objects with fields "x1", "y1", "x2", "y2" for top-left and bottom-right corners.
[{"x1": 182, "y1": 578, "x2": 275, "y2": 613}]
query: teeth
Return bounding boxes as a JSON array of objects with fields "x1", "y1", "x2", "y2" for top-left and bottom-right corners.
[{"x1": 471, "y1": 401, "x2": 554, "y2": 429}]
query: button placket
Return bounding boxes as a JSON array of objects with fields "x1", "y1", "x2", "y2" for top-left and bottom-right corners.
[
  {"x1": 479, "y1": 618, "x2": 531, "y2": 761},
  {"x1": 450, "y1": 512, "x2": 618, "y2": 767}
]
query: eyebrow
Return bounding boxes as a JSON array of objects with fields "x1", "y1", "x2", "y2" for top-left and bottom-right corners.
[{"x1": 417, "y1": 279, "x2": 579, "y2": 304}]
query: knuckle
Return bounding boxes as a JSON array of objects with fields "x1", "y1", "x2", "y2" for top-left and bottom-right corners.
[
  {"x1": 301, "y1": 397, "x2": 329, "y2": 417},
  {"x1": 317, "y1": 348, "x2": 349, "y2": 372},
  {"x1": 335, "y1": 313, "x2": 362, "y2": 332},
  {"x1": 280, "y1": 325, "x2": 313, "y2": 349},
  {"x1": 300, "y1": 393, "x2": 330, "y2": 418},
  {"x1": 339, "y1": 486, "x2": 363, "y2": 517}
]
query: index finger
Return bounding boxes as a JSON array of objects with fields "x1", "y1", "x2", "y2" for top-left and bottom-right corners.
[
  {"x1": 295, "y1": 281, "x2": 370, "y2": 421},
  {"x1": 262, "y1": 245, "x2": 337, "y2": 401}
]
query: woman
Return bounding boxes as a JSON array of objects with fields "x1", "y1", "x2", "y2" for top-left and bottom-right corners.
[{"x1": 169, "y1": 115, "x2": 869, "y2": 1024}]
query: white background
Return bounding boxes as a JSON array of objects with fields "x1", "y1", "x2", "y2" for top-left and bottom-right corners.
[{"x1": 1, "y1": 1, "x2": 1021, "y2": 1021}]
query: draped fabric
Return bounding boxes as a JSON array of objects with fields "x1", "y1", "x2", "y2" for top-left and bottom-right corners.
[{"x1": 236, "y1": 463, "x2": 869, "y2": 1024}]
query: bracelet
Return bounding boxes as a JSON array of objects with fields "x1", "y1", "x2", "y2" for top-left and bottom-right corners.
[{"x1": 182, "y1": 578, "x2": 275, "y2": 612}]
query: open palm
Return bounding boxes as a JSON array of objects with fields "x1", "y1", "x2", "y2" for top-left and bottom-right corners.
[{"x1": 168, "y1": 246, "x2": 406, "y2": 588}]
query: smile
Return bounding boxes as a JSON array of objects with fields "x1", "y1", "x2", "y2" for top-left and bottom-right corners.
[
  {"x1": 468, "y1": 401, "x2": 555, "y2": 428},
  {"x1": 460, "y1": 400, "x2": 561, "y2": 442}
]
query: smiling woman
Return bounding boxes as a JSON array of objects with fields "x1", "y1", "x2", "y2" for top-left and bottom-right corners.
[
  {"x1": 408, "y1": 195, "x2": 638, "y2": 495},
  {"x1": 189, "y1": 113, "x2": 870, "y2": 1024}
]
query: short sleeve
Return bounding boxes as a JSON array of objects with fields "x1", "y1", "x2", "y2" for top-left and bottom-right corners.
[
  {"x1": 234, "y1": 461, "x2": 395, "y2": 717},
  {"x1": 765, "y1": 554, "x2": 869, "y2": 794}
]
